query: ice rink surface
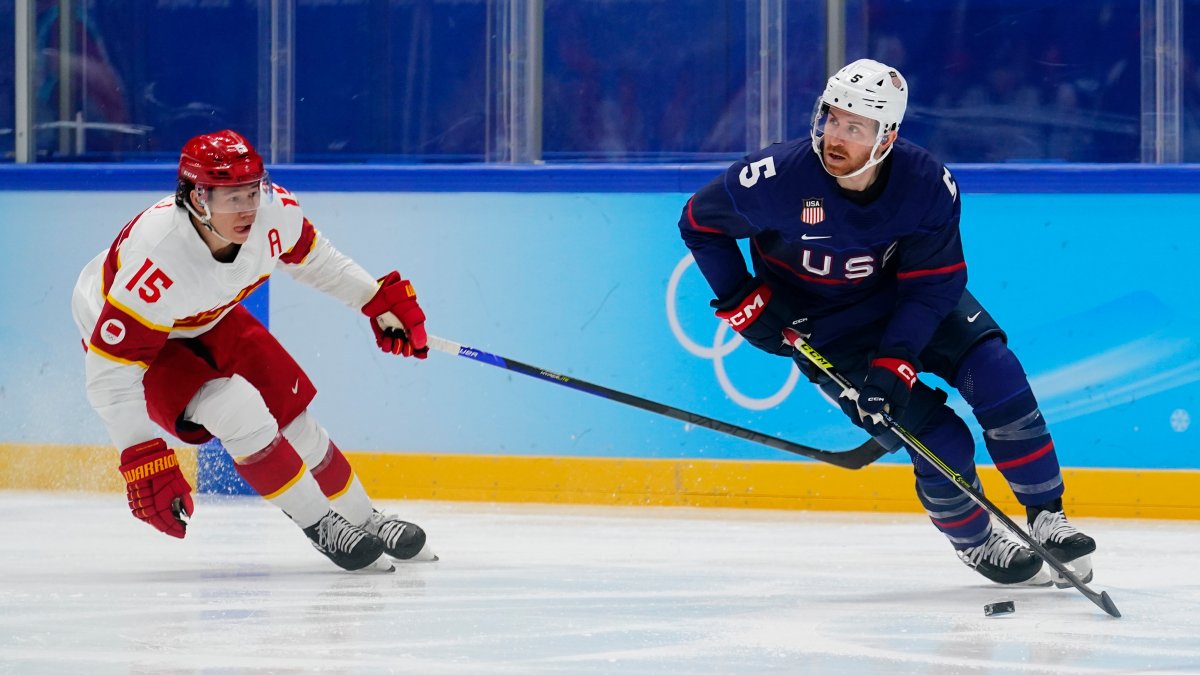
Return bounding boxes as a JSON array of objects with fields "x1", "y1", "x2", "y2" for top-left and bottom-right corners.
[{"x1": 1, "y1": 491, "x2": 1198, "y2": 674}]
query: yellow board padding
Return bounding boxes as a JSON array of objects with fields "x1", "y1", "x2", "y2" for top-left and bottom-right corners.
[
  {"x1": 343, "y1": 452, "x2": 1200, "y2": 520},
  {"x1": 0, "y1": 443, "x2": 198, "y2": 493},
  {"x1": 1, "y1": 443, "x2": 1197, "y2": 520}
]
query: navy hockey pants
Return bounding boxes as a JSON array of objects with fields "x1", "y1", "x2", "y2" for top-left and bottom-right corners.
[{"x1": 794, "y1": 289, "x2": 1066, "y2": 550}]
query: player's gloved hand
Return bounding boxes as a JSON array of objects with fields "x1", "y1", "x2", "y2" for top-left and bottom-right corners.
[
  {"x1": 361, "y1": 271, "x2": 428, "y2": 359},
  {"x1": 119, "y1": 438, "x2": 193, "y2": 539},
  {"x1": 711, "y1": 277, "x2": 796, "y2": 356},
  {"x1": 853, "y1": 351, "x2": 920, "y2": 436}
]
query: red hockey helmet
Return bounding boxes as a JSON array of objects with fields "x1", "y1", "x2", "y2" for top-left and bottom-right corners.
[{"x1": 178, "y1": 129, "x2": 265, "y2": 187}]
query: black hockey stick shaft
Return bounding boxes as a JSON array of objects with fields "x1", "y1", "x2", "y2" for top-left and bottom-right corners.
[
  {"x1": 783, "y1": 328, "x2": 1121, "y2": 618},
  {"x1": 426, "y1": 335, "x2": 888, "y2": 470}
]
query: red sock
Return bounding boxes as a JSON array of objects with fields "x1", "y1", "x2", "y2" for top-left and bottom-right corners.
[
  {"x1": 311, "y1": 441, "x2": 354, "y2": 500},
  {"x1": 233, "y1": 434, "x2": 306, "y2": 498}
]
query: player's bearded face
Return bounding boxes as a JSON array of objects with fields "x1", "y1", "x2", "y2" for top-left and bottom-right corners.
[{"x1": 820, "y1": 107, "x2": 880, "y2": 176}]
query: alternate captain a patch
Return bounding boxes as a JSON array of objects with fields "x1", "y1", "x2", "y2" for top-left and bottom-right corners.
[{"x1": 801, "y1": 198, "x2": 825, "y2": 225}]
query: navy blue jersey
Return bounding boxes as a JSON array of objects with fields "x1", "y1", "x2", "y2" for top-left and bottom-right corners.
[{"x1": 679, "y1": 137, "x2": 965, "y2": 358}]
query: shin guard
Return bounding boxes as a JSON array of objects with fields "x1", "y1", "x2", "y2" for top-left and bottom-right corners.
[
  {"x1": 234, "y1": 434, "x2": 328, "y2": 528},
  {"x1": 908, "y1": 408, "x2": 990, "y2": 549},
  {"x1": 956, "y1": 339, "x2": 1064, "y2": 506}
]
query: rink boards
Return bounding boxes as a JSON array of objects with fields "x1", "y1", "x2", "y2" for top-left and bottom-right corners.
[
  {"x1": 1, "y1": 165, "x2": 1197, "y2": 518},
  {"x1": 2, "y1": 443, "x2": 1197, "y2": 519}
]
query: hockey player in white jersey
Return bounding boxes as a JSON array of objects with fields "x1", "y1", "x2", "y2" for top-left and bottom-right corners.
[{"x1": 72, "y1": 129, "x2": 435, "y2": 571}]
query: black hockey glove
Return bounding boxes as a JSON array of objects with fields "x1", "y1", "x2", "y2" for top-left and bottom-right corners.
[
  {"x1": 848, "y1": 350, "x2": 920, "y2": 436},
  {"x1": 711, "y1": 277, "x2": 796, "y2": 356}
]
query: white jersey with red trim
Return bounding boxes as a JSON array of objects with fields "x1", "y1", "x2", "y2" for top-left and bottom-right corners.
[{"x1": 71, "y1": 184, "x2": 378, "y2": 450}]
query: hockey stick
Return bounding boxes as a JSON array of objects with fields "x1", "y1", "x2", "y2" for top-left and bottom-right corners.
[
  {"x1": 425, "y1": 334, "x2": 888, "y2": 469},
  {"x1": 783, "y1": 328, "x2": 1121, "y2": 618}
]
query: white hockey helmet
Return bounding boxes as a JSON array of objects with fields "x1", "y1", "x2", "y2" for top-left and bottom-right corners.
[{"x1": 811, "y1": 59, "x2": 908, "y2": 178}]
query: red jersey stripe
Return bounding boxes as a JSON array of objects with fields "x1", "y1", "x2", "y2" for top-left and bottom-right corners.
[
  {"x1": 101, "y1": 212, "x2": 146, "y2": 297},
  {"x1": 897, "y1": 261, "x2": 967, "y2": 280},
  {"x1": 752, "y1": 239, "x2": 855, "y2": 285},
  {"x1": 685, "y1": 198, "x2": 724, "y2": 234},
  {"x1": 173, "y1": 275, "x2": 269, "y2": 329},
  {"x1": 280, "y1": 218, "x2": 318, "y2": 265}
]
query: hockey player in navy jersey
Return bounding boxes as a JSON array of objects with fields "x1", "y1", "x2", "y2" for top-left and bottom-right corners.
[{"x1": 678, "y1": 59, "x2": 1096, "y2": 587}]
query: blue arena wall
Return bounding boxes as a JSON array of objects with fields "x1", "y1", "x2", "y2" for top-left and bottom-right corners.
[{"x1": 1, "y1": 164, "x2": 1198, "y2": 511}]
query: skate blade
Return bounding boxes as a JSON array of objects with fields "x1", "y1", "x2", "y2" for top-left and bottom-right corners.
[
  {"x1": 392, "y1": 543, "x2": 439, "y2": 563},
  {"x1": 352, "y1": 555, "x2": 396, "y2": 574},
  {"x1": 1051, "y1": 555, "x2": 1093, "y2": 588},
  {"x1": 1017, "y1": 565, "x2": 1053, "y2": 587}
]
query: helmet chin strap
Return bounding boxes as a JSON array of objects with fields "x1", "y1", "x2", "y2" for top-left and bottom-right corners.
[
  {"x1": 183, "y1": 194, "x2": 236, "y2": 245},
  {"x1": 816, "y1": 135, "x2": 894, "y2": 180}
]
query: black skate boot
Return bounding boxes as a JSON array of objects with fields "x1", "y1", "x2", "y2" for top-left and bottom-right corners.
[
  {"x1": 956, "y1": 526, "x2": 1051, "y2": 586},
  {"x1": 1028, "y1": 498, "x2": 1096, "y2": 587},
  {"x1": 363, "y1": 510, "x2": 438, "y2": 562},
  {"x1": 303, "y1": 509, "x2": 389, "y2": 571}
]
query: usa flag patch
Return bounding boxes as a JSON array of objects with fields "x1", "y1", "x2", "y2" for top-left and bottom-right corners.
[{"x1": 801, "y1": 198, "x2": 825, "y2": 225}]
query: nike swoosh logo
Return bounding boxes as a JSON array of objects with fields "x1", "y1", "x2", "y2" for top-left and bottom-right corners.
[
  {"x1": 801, "y1": 234, "x2": 832, "y2": 241},
  {"x1": 291, "y1": 379, "x2": 300, "y2": 394},
  {"x1": 967, "y1": 311, "x2": 982, "y2": 323}
]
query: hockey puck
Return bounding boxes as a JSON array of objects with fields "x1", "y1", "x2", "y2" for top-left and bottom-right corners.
[{"x1": 984, "y1": 601, "x2": 1015, "y2": 616}]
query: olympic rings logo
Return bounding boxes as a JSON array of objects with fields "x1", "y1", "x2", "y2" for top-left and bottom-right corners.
[{"x1": 665, "y1": 253, "x2": 800, "y2": 411}]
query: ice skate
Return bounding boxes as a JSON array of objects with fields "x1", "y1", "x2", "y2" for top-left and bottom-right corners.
[
  {"x1": 956, "y1": 526, "x2": 1052, "y2": 586},
  {"x1": 364, "y1": 510, "x2": 438, "y2": 562},
  {"x1": 1029, "y1": 501, "x2": 1096, "y2": 588},
  {"x1": 303, "y1": 509, "x2": 390, "y2": 571}
]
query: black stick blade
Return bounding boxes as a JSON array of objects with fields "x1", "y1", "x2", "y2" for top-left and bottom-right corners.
[{"x1": 1099, "y1": 591, "x2": 1122, "y2": 618}]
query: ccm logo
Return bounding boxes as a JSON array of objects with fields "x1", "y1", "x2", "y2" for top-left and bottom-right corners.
[
  {"x1": 727, "y1": 294, "x2": 765, "y2": 327},
  {"x1": 719, "y1": 287, "x2": 772, "y2": 329}
]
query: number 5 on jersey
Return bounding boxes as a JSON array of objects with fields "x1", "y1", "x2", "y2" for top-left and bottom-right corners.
[
  {"x1": 125, "y1": 259, "x2": 174, "y2": 303},
  {"x1": 739, "y1": 157, "x2": 777, "y2": 187}
]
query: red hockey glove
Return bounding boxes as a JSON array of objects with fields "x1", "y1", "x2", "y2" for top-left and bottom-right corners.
[
  {"x1": 119, "y1": 438, "x2": 193, "y2": 539},
  {"x1": 711, "y1": 277, "x2": 796, "y2": 356},
  {"x1": 854, "y1": 352, "x2": 919, "y2": 436},
  {"x1": 361, "y1": 271, "x2": 429, "y2": 359}
]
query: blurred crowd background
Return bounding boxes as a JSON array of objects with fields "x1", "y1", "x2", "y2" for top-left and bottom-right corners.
[{"x1": 2, "y1": 0, "x2": 1196, "y2": 164}]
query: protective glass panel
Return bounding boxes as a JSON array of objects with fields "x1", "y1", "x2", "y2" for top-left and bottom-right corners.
[
  {"x1": 27, "y1": 2, "x2": 258, "y2": 162},
  {"x1": 9, "y1": 0, "x2": 1188, "y2": 164},
  {"x1": 1185, "y1": 0, "x2": 1200, "y2": 161},
  {"x1": 857, "y1": 0, "x2": 1141, "y2": 163},
  {"x1": 0, "y1": 2, "x2": 13, "y2": 162},
  {"x1": 542, "y1": 0, "x2": 748, "y2": 162},
  {"x1": 293, "y1": 2, "x2": 489, "y2": 162},
  {"x1": 783, "y1": 4, "x2": 836, "y2": 145}
]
